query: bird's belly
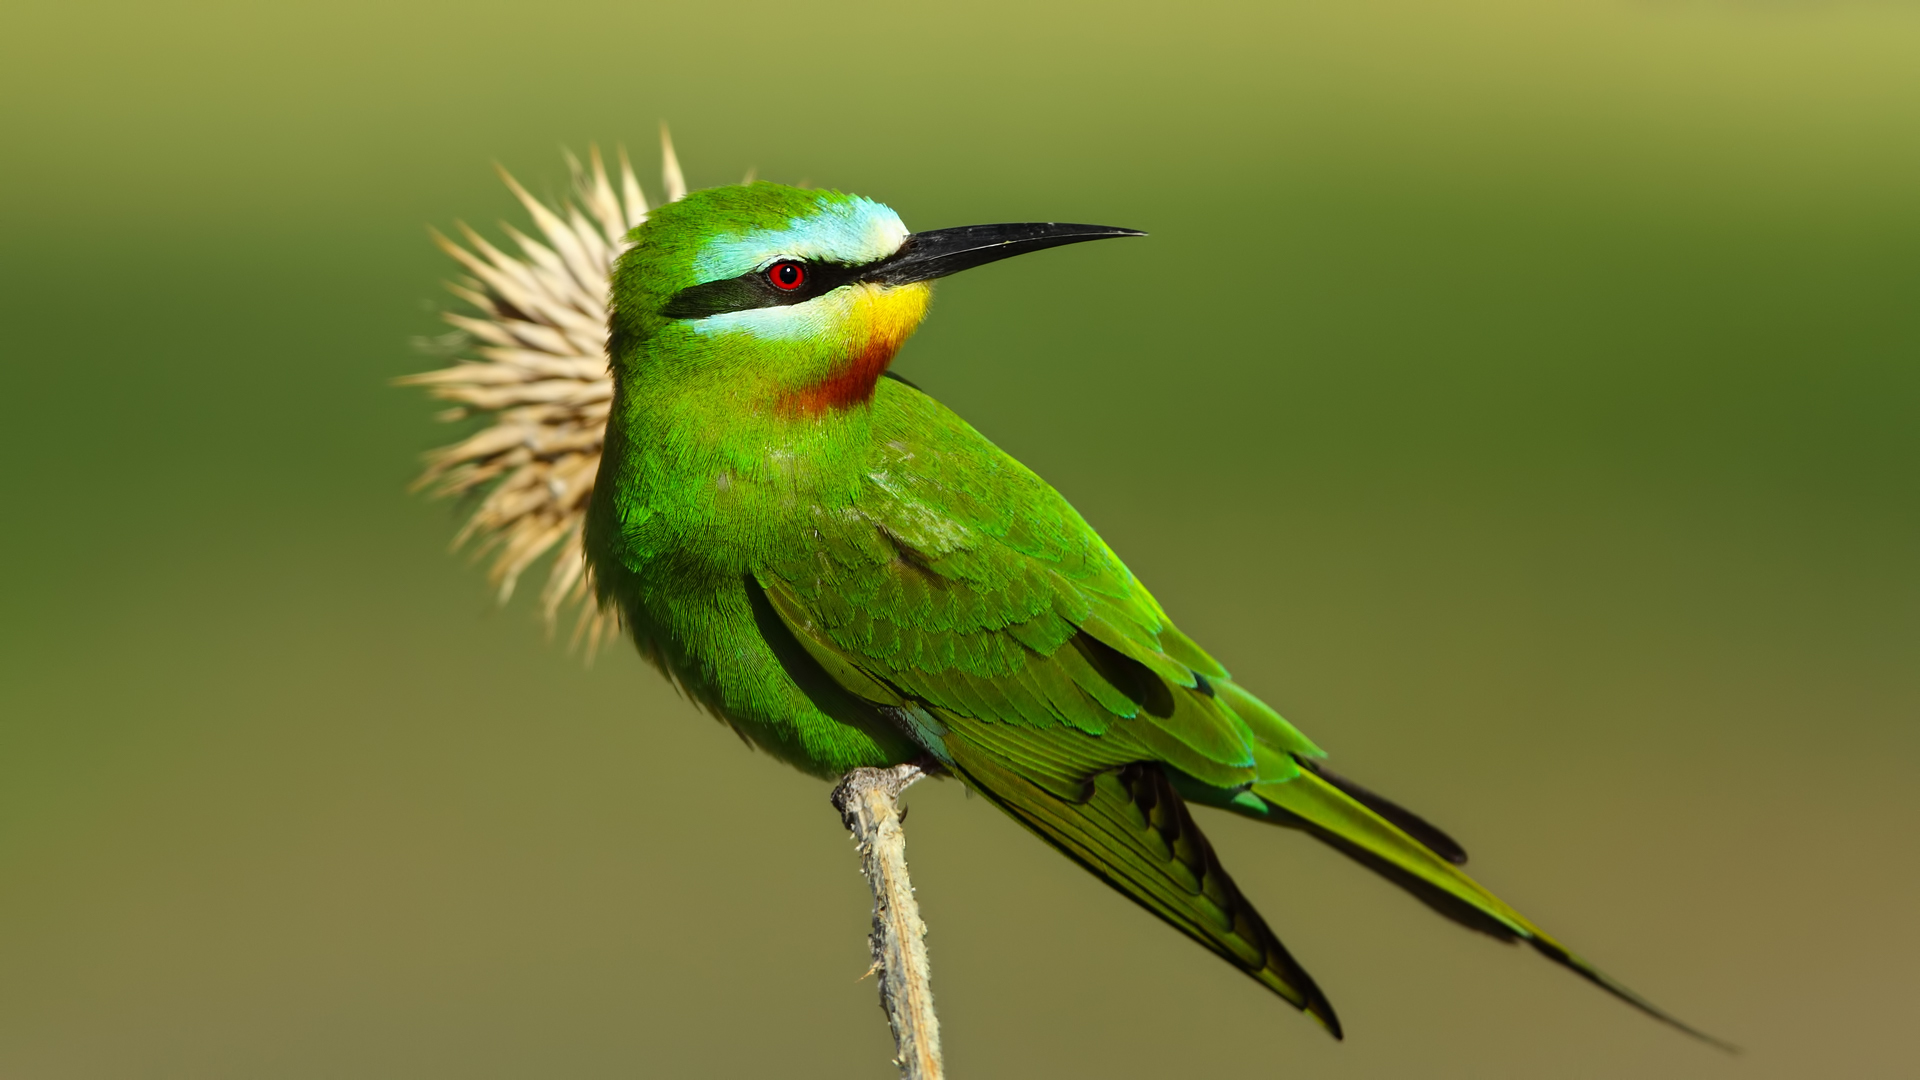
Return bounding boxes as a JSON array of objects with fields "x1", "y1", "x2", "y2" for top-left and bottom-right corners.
[{"x1": 616, "y1": 552, "x2": 920, "y2": 779}]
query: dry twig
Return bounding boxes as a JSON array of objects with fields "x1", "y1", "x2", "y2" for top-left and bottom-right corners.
[{"x1": 833, "y1": 766, "x2": 945, "y2": 1080}]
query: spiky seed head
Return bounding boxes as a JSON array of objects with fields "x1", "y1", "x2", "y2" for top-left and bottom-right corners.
[{"x1": 399, "y1": 133, "x2": 696, "y2": 654}]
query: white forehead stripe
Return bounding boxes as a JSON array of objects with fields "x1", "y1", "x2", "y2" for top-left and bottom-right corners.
[{"x1": 692, "y1": 195, "x2": 909, "y2": 281}]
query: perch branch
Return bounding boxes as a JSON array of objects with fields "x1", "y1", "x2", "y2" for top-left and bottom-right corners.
[{"x1": 832, "y1": 765, "x2": 945, "y2": 1080}]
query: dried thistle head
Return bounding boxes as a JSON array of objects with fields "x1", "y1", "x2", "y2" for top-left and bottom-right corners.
[{"x1": 399, "y1": 130, "x2": 693, "y2": 655}]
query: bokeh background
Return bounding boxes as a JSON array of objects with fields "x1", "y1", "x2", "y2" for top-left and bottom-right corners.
[{"x1": 4, "y1": 0, "x2": 1917, "y2": 1076}]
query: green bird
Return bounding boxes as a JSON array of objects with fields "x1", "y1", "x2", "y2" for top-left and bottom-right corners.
[{"x1": 584, "y1": 180, "x2": 1710, "y2": 1043}]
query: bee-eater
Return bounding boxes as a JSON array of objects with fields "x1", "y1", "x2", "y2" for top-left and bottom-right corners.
[{"x1": 584, "y1": 180, "x2": 1707, "y2": 1042}]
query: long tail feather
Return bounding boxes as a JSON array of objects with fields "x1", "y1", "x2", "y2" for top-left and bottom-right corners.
[
  {"x1": 1300, "y1": 759, "x2": 1469, "y2": 865},
  {"x1": 1239, "y1": 760, "x2": 1733, "y2": 1049}
]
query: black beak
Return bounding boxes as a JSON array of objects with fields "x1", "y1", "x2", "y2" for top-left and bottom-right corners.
[{"x1": 860, "y1": 222, "x2": 1145, "y2": 287}]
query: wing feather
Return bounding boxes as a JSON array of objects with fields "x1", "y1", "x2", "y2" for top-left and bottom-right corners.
[{"x1": 748, "y1": 382, "x2": 1725, "y2": 1046}]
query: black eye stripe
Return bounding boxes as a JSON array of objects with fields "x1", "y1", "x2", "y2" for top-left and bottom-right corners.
[{"x1": 661, "y1": 259, "x2": 863, "y2": 320}]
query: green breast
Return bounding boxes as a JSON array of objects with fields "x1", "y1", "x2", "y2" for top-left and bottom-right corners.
[{"x1": 585, "y1": 377, "x2": 922, "y2": 777}]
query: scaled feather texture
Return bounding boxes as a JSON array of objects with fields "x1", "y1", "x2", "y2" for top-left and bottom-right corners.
[{"x1": 399, "y1": 133, "x2": 693, "y2": 651}]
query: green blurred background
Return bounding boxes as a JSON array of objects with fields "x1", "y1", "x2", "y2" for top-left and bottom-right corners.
[{"x1": 3, "y1": 0, "x2": 1916, "y2": 1076}]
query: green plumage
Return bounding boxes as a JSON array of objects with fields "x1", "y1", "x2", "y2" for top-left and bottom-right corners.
[{"x1": 585, "y1": 182, "x2": 1717, "y2": 1044}]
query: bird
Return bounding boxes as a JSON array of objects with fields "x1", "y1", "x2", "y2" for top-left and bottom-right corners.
[{"x1": 405, "y1": 142, "x2": 1718, "y2": 1045}]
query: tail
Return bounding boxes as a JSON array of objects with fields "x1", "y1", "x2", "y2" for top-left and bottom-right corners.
[
  {"x1": 1220, "y1": 748, "x2": 1734, "y2": 1050},
  {"x1": 945, "y1": 734, "x2": 1346, "y2": 1038}
]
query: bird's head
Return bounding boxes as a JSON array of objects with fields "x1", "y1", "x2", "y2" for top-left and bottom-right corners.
[{"x1": 608, "y1": 181, "x2": 1140, "y2": 418}]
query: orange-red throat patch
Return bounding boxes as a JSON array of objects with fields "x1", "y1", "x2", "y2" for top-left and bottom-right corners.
[{"x1": 780, "y1": 282, "x2": 931, "y2": 417}]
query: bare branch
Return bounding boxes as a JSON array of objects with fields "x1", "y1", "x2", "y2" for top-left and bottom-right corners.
[{"x1": 832, "y1": 766, "x2": 945, "y2": 1080}]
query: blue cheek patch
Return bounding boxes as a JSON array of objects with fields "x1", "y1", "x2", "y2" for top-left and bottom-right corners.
[{"x1": 689, "y1": 298, "x2": 846, "y2": 341}]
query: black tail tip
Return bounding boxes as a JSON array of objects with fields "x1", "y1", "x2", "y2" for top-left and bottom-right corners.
[
  {"x1": 1309, "y1": 1000, "x2": 1345, "y2": 1041},
  {"x1": 1526, "y1": 938, "x2": 1739, "y2": 1053}
]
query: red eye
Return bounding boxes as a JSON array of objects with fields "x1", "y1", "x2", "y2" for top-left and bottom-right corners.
[{"x1": 767, "y1": 261, "x2": 806, "y2": 291}]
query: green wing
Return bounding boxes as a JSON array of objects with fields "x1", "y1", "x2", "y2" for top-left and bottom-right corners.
[
  {"x1": 755, "y1": 382, "x2": 1718, "y2": 1044},
  {"x1": 756, "y1": 560, "x2": 1344, "y2": 1033},
  {"x1": 755, "y1": 386, "x2": 1342, "y2": 1029}
]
